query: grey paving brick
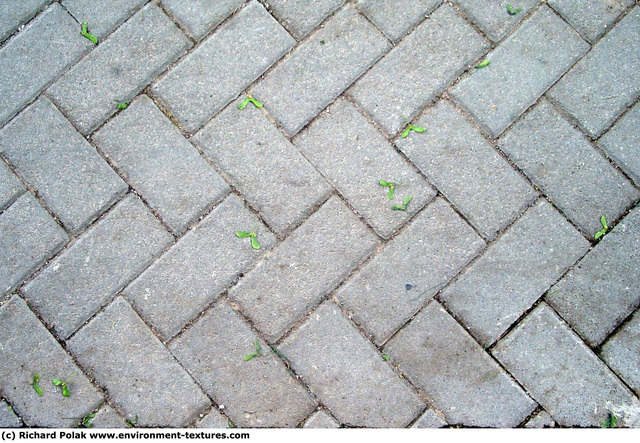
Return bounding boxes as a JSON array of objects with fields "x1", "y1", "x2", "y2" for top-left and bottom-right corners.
[
  {"x1": 0, "y1": 97, "x2": 127, "y2": 234},
  {"x1": 601, "y1": 309, "x2": 640, "y2": 396},
  {"x1": 268, "y1": 0, "x2": 346, "y2": 39},
  {"x1": 0, "y1": 400, "x2": 21, "y2": 428},
  {"x1": 336, "y1": 198, "x2": 485, "y2": 345},
  {"x1": 524, "y1": 410, "x2": 556, "y2": 428},
  {"x1": 193, "y1": 99, "x2": 331, "y2": 236},
  {"x1": 253, "y1": 5, "x2": 390, "y2": 136},
  {"x1": 67, "y1": 297, "x2": 211, "y2": 427},
  {"x1": 548, "y1": 0, "x2": 634, "y2": 43},
  {"x1": 411, "y1": 409, "x2": 447, "y2": 428},
  {"x1": 23, "y1": 194, "x2": 173, "y2": 339},
  {"x1": 124, "y1": 194, "x2": 276, "y2": 341},
  {"x1": 396, "y1": 100, "x2": 537, "y2": 239},
  {"x1": 195, "y1": 409, "x2": 229, "y2": 429},
  {"x1": 162, "y1": 0, "x2": 244, "y2": 40},
  {"x1": 356, "y1": 0, "x2": 442, "y2": 42},
  {"x1": 599, "y1": 101, "x2": 640, "y2": 187},
  {"x1": 548, "y1": 7, "x2": 640, "y2": 138},
  {"x1": 169, "y1": 300, "x2": 315, "y2": 428},
  {"x1": 294, "y1": 99, "x2": 435, "y2": 239},
  {"x1": 303, "y1": 410, "x2": 340, "y2": 428},
  {"x1": 450, "y1": 6, "x2": 589, "y2": 138},
  {"x1": 93, "y1": 95, "x2": 229, "y2": 235},
  {"x1": 0, "y1": 3, "x2": 92, "y2": 129},
  {"x1": 91, "y1": 404, "x2": 126, "y2": 429},
  {"x1": 0, "y1": 296, "x2": 104, "y2": 427},
  {"x1": 0, "y1": 194, "x2": 68, "y2": 296},
  {"x1": 0, "y1": 160, "x2": 23, "y2": 212},
  {"x1": 47, "y1": 3, "x2": 191, "y2": 135},
  {"x1": 279, "y1": 301, "x2": 425, "y2": 427},
  {"x1": 384, "y1": 300, "x2": 536, "y2": 427},
  {"x1": 499, "y1": 99, "x2": 639, "y2": 238},
  {"x1": 350, "y1": 4, "x2": 488, "y2": 136},
  {"x1": 453, "y1": 0, "x2": 539, "y2": 42},
  {"x1": 546, "y1": 207, "x2": 640, "y2": 347},
  {"x1": 493, "y1": 303, "x2": 638, "y2": 427},
  {"x1": 62, "y1": 0, "x2": 148, "y2": 39},
  {"x1": 228, "y1": 196, "x2": 378, "y2": 342},
  {"x1": 0, "y1": 0, "x2": 49, "y2": 43},
  {"x1": 151, "y1": 1, "x2": 294, "y2": 133}
]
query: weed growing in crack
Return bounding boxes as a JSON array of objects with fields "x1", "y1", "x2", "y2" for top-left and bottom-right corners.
[
  {"x1": 400, "y1": 116, "x2": 425, "y2": 138},
  {"x1": 81, "y1": 22, "x2": 98, "y2": 44},
  {"x1": 238, "y1": 94, "x2": 263, "y2": 110},
  {"x1": 594, "y1": 215, "x2": 608, "y2": 240},
  {"x1": 244, "y1": 339, "x2": 262, "y2": 361}
]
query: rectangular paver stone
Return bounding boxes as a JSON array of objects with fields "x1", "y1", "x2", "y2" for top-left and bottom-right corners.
[
  {"x1": 0, "y1": 0, "x2": 49, "y2": 43},
  {"x1": 450, "y1": 5, "x2": 589, "y2": 138},
  {"x1": 253, "y1": 5, "x2": 390, "y2": 136},
  {"x1": 548, "y1": 0, "x2": 634, "y2": 43},
  {"x1": 47, "y1": 3, "x2": 191, "y2": 134},
  {"x1": 0, "y1": 400, "x2": 21, "y2": 428},
  {"x1": 23, "y1": 194, "x2": 173, "y2": 339},
  {"x1": 303, "y1": 410, "x2": 340, "y2": 428},
  {"x1": 598, "y1": 101, "x2": 640, "y2": 186},
  {"x1": 162, "y1": 0, "x2": 245, "y2": 40},
  {"x1": 279, "y1": 301, "x2": 425, "y2": 427},
  {"x1": 384, "y1": 300, "x2": 536, "y2": 427},
  {"x1": 0, "y1": 160, "x2": 23, "y2": 212},
  {"x1": 453, "y1": 0, "x2": 539, "y2": 42},
  {"x1": 67, "y1": 297, "x2": 211, "y2": 427},
  {"x1": 411, "y1": 409, "x2": 447, "y2": 428},
  {"x1": 356, "y1": 0, "x2": 442, "y2": 42},
  {"x1": 350, "y1": 4, "x2": 488, "y2": 136},
  {"x1": 493, "y1": 303, "x2": 638, "y2": 427},
  {"x1": 62, "y1": 0, "x2": 148, "y2": 39},
  {"x1": 269, "y1": 0, "x2": 346, "y2": 39},
  {"x1": 601, "y1": 309, "x2": 640, "y2": 396}
]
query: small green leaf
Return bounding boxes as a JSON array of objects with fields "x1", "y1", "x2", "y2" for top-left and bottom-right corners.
[
  {"x1": 80, "y1": 22, "x2": 98, "y2": 44},
  {"x1": 507, "y1": 4, "x2": 522, "y2": 15},
  {"x1": 254, "y1": 339, "x2": 262, "y2": 354},
  {"x1": 594, "y1": 229, "x2": 605, "y2": 240},
  {"x1": 32, "y1": 374, "x2": 44, "y2": 397},
  {"x1": 379, "y1": 180, "x2": 391, "y2": 187},
  {"x1": 600, "y1": 215, "x2": 608, "y2": 231},
  {"x1": 602, "y1": 412, "x2": 617, "y2": 428},
  {"x1": 236, "y1": 231, "x2": 252, "y2": 238},
  {"x1": 126, "y1": 415, "x2": 138, "y2": 427},
  {"x1": 52, "y1": 379, "x2": 64, "y2": 386},
  {"x1": 238, "y1": 97, "x2": 250, "y2": 110},
  {"x1": 388, "y1": 185, "x2": 395, "y2": 200},
  {"x1": 250, "y1": 236, "x2": 260, "y2": 250},
  {"x1": 244, "y1": 352, "x2": 259, "y2": 361},
  {"x1": 62, "y1": 385, "x2": 70, "y2": 397},
  {"x1": 475, "y1": 60, "x2": 490, "y2": 69},
  {"x1": 403, "y1": 195, "x2": 413, "y2": 207},
  {"x1": 115, "y1": 101, "x2": 129, "y2": 110},
  {"x1": 391, "y1": 205, "x2": 405, "y2": 211},
  {"x1": 249, "y1": 98, "x2": 263, "y2": 108},
  {"x1": 401, "y1": 127, "x2": 411, "y2": 138},
  {"x1": 412, "y1": 126, "x2": 426, "y2": 133},
  {"x1": 382, "y1": 354, "x2": 390, "y2": 361}
]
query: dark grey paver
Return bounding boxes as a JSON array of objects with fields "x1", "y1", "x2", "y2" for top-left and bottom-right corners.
[
  {"x1": 294, "y1": 99, "x2": 435, "y2": 239},
  {"x1": 228, "y1": 196, "x2": 378, "y2": 342},
  {"x1": 396, "y1": 100, "x2": 537, "y2": 239},
  {"x1": 67, "y1": 297, "x2": 211, "y2": 427},
  {"x1": 499, "y1": 99, "x2": 639, "y2": 238},
  {"x1": 0, "y1": 296, "x2": 104, "y2": 427},
  {"x1": 151, "y1": 1, "x2": 294, "y2": 133},
  {"x1": 195, "y1": 409, "x2": 228, "y2": 429},
  {"x1": 303, "y1": 410, "x2": 340, "y2": 428},
  {"x1": 253, "y1": 5, "x2": 390, "y2": 136},
  {"x1": 546, "y1": 207, "x2": 640, "y2": 346},
  {"x1": 599, "y1": 102, "x2": 640, "y2": 186},
  {"x1": 336, "y1": 198, "x2": 485, "y2": 345},
  {"x1": 450, "y1": 5, "x2": 589, "y2": 138},
  {"x1": 453, "y1": 0, "x2": 539, "y2": 42},
  {"x1": 93, "y1": 95, "x2": 229, "y2": 235},
  {"x1": 548, "y1": 0, "x2": 634, "y2": 43},
  {"x1": 124, "y1": 194, "x2": 276, "y2": 341},
  {"x1": 91, "y1": 405, "x2": 126, "y2": 429},
  {"x1": 548, "y1": 7, "x2": 640, "y2": 138},
  {"x1": 524, "y1": 410, "x2": 556, "y2": 428},
  {"x1": 279, "y1": 301, "x2": 425, "y2": 427},
  {"x1": 62, "y1": 0, "x2": 148, "y2": 39},
  {"x1": 601, "y1": 309, "x2": 640, "y2": 396},
  {"x1": 193, "y1": 99, "x2": 332, "y2": 236},
  {"x1": 161, "y1": 0, "x2": 244, "y2": 40},
  {"x1": 0, "y1": 400, "x2": 21, "y2": 428},
  {"x1": 350, "y1": 4, "x2": 488, "y2": 136},
  {"x1": 493, "y1": 303, "x2": 637, "y2": 427},
  {"x1": 356, "y1": 0, "x2": 442, "y2": 42},
  {"x1": 0, "y1": 160, "x2": 23, "y2": 212},
  {"x1": 384, "y1": 300, "x2": 536, "y2": 427},
  {"x1": 0, "y1": 0, "x2": 49, "y2": 43},
  {"x1": 268, "y1": 0, "x2": 346, "y2": 39},
  {"x1": 170, "y1": 300, "x2": 315, "y2": 428},
  {"x1": 23, "y1": 194, "x2": 173, "y2": 339},
  {"x1": 411, "y1": 409, "x2": 447, "y2": 428},
  {"x1": 47, "y1": 3, "x2": 191, "y2": 134},
  {"x1": 0, "y1": 97, "x2": 127, "y2": 234}
]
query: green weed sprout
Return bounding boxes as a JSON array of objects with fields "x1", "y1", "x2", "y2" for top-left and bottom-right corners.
[
  {"x1": 236, "y1": 225, "x2": 260, "y2": 250},
  {"x1": 379, "y1": 180, "x2": 404, "y2": 200},
  {"x1": 392, "y1": 196, "x2": 413, "y2": 211},
  {"x1": 126, "y1": 415, "x2": 138, "y2": 427},
  {"x1": 602, "y1": 412, "x2": 617, "y2": 428},
  {"x1": 238, "y1": 94, "x2": 263, "y2": 110},
  {"x1": 81, "y1": 22, "x2": 98, "y2": 44},
  {"x1": 594, "y1": 215, "x2": 608, "y2": 240},
  {"x1": 475, "y1": 60, "x2": 490, "y2": 69},
  {"x1": 114, "y1": 100, "x2": 129, "y2": 110},
  {"x1": 78, "y1": 413, "x2": 95, "y2": 428},
  {"x1": 506, "y1": 4, "x2": 522, "y2": 15},
  {"x1": 401, "y1": 116, "x2": 426, "y2": 138},
  {"x1": 244, "y1": 339, "x2": 262, "y2": 361},
  {"x1": 52, "y1": 372, "x2": 77, "y2": 397},
  {"x1": 32, "y1": 373, "x2": 44, "y2": 396}
]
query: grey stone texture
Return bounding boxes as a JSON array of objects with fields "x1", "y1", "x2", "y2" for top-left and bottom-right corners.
[
  {"x1": 601, "y1": 309, "x2": 640, "y2": 396},
  {"x1": 0, "y1": 160, "x2": 23, "y2": 211},
  {"x1": 548, "y1": 0, "x2": 634, "y2": 43},
  {"x1": 599, "y1": 102, "x2": 640, "y2": 186},
  {"x1": 0, "y1": 97, "x2": 127, "y2": 234},
  {"x1": 524, "y1": 410, "x2": 556, "y2": 428},
  {"x1": 384, "y1": 300, "x2": 536, "y2": 427},
  {"x1": 396, "y1": 100, "x2": 537, "y2": 239},
  {"x1": 23, "y1": 194, "x2": 173, "y2": 339},
  {"x1": 47, "y1": 3, "x2": 191, "y2": 134},
  {"x1": 193, "y1": 98, "x2": 332, "y2": 236},
  {"x1": 0, "y1": 400, "x2": 21, "y2": 428},
  {"x1": 440, "y1": 199, "x2": 590, "y2": 347},
  {"x1": 152, "y1": 1, "x2": 295, "y2": 133},
  {"x1": 268, "y1": 0, "x2": 346, "y2": 39},
  {"x1": 0, "y1": 296, "x2": 104, "y2": 427},
  {"x1": 411, "y1": 409, "x2": 448, "y2": 428},
  {"x1": 450, "y1": 6, "x2": 589, "y2": 138},
  {"x1": 67, "y1": 297, "x2": 211, "y2": 428},
  {"x1": 279, "y1": 301, "x2": 425, "y2": 427},
  {"x1": 493, "y1": 303, "x2": 638, "y2": 427},
  {"x1": 294, "y1": 99, "x2": 435, "y2": 239},
  {"x1": 62, "y1": 0, "x2": 148, "y2": 40},
  {"x1": 453, "y1": 0, "x2": 539, "y2": 42},
  {"x1": 91, "y1": 404, "x2": 126, "y2": 428},
  {"x1": 124, "y1": 194, "x2": 276, "y2": 341},
  {"x1": 356, "y1": 0, "x2": 442, "y2": 42},
  {"x1": 253, "y1": 5, "x2": 390, "y2": 136},
  {"x1": 162, "y1": 0, "x2": 245, "y2": 41},
  {"x1": 0, "y1": 0, "x2": 49, "y2": 43},
  {"x1": 169, "y1": 300, "x2": 316, "y2": 428},
  {"x1": 303, "y1": 410, "x2": 340, "y2": 428},
  {"x1": 195, "y1": 409, "x2": 229, "y2": 429},
  {"x1": 350, "y1": 4, "x2": 488, "y2": 136}
]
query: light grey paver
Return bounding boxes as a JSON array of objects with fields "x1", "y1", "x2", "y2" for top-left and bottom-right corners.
[
  {"x1": 0, "y1": 193, "x2": 68, "y2": 296},
  {"x1": 493, "y1": 303, "x2": 638, "y2": 427},
  {"x1": 548, "y1": 7, "x2": 640, "y2": 138},
  {"x1": 411, "y1": 409, "x2": 448, "y2": 428},
  {"x1": 170, "y1": 300, "x2": 316, "y2": 428},
  {"x1": 440, "y1": 199, "x2": 590, "y2": 347},
  {"x1": 524, "y1": 410, "x2": 556, "y2": 428},
  {"x1": 62, "y1": 0, "x2": 148, "y2": 39},
  {"x1": 0, "y1": 160, "x2": 23, "y2": 212},
  {"x1": 152, "y1": 1, "x2": 295, "y2": 133},
  {"x1": 294, "y1": 99, "x2": 435, "y2": 239},
  {"x1": 601, "y1": 309, "x2": 640, "y2": 396},
  {"x1": 162, "y1": 0, "x2": 245, "y2": 40},
  {"x1": 23, "y1": 194, "x2": 173, "y2": 339},
  {"x1": 93, "y1": 95, "x2": 230, "y2": 235},
  {"x1": 124, "y1": 194, "x2": 276, "y2": 341},
  {"x1": 450, "y1": 5, "x2": 589, "y2": 138},
  {"x1": 599, "y1": 101, "x2": 640, "y2": 186},
  {"x1": 195, "y1": 409, "x2": 229, "y2": 429},
  {"x1": 303, "y1": 410, "x2": 340, "y2": 428},
  {"x1": 0, "y1": 0, "x2": 49, "y2": 43},
  {"x1": 253, "y1": 5, "x2": 390, "y2": 136},
  {"x1": 336, "y1": 198, "x2": 485, "y2": 345},
  {"x1": 396, "y1": 100, "x2": 537, "y2": 239},
  {"x1": 499, "y1": 99, "x2": 639, "y2": 238},
  {"x1": 0, "y1": 400, "x2": 21, "y2": 428},
  {"x1": 268, "y1": 0, "x2": 346, "y2": 39},
  {"x1": 356, "y1": 0, "x2": 442, "y2": 42},
  {"x1": 47, "y1": 3, "x2": 191, "y2": 134},
  {"x1": 67, "y1": 297, "x2": 211, "y2": 427},
  {"x1": 548, "y1": 0, "x2": 634, "y2": 43},
  {"x1": 384, "y1": 300, "x2": 536, "y2": 427},
  {"x1": 228, "y1": 196, "x2": 378, "y2": 342},
  {"x1": 0, "y1": 97, "x2": 128, "y2": 234},
  {"x1": 193, "y1": 99, "x2": 332, "y2": 236},
  {"x1": 0, "y1": 296, "x2": 104, "y2": 427},
  {"x1": 453, "y1": 0, "x2": 539, "y2": 42},
  {"x1": 279, "y1": 301, "x2": 425, "y2": 427},
  {"x1": 91, "y1": 404, "x2": 126, "y2": 429},
  {"x1": 350, "y1": 4, "x2": 488, "y2": 136},
  {"x1": 546, "y1": 207, "x2": 640, "y2": 347}
]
